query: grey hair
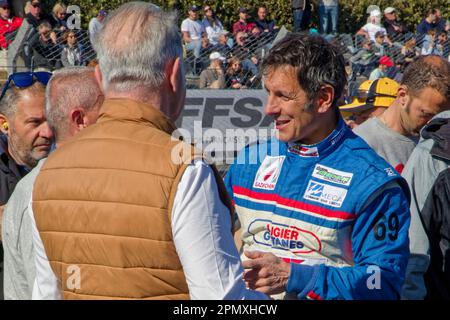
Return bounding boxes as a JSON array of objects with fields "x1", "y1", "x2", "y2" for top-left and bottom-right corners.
[
  {"x1": 45, "y1": 66, "x2": 103, "y2": 141},
  {"x1": 92, "y1": 1, "x2": 183, "y2": 92},
  {"x1": 0, "y1": 82, "x2": 45, "y2": 120}
]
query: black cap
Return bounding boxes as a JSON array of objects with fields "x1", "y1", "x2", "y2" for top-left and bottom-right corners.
[
  {"x1": 189, "y1": 5, "x2": 200, "y2": 12},
  {"x1": 239, "y1": 7, "x2": 247, "y2": 13}
]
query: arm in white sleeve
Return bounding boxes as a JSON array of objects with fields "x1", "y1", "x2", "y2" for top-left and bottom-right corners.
[
  {"x1": 29, "y1": 198, "x2": 62, "y2": 300},
  {"x1": 171, "y1": 160, "x2": 268, "y2": 300}
]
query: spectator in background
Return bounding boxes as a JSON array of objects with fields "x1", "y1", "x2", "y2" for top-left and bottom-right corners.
[
  {"x1": 436, "y1": 31, "x2": 450, "y2": 58},
  {"x1": 199, "y1": 52, "x2": 226, "y2": 89},
  {"x1": 213, "y1": 30, "x2": 233, "y2": 58},
  {"x1": 433, "y1": 8, "x2": 449, "y2": 33},
  {"x1": 421, "y1": 29, "x2": 440, "y2": 56},
  {"x1": 60, "y1": 30, "x2": 84, "y2": 67},
  {"x1": 88, "y1": 9, "x2": 107, "y2": 45},
  {"x1": 373, "y1": 31, "x2": 387, "y2": 57},
  {"x1": 49, "y1": 2, "x2": 67, "y2": 31},
  {"x1": 25, "y1": 0, "x2": 48, "y2": 29},
  {"x1": 226, "y1": 57, "x2": 248, "y2": 89},
  {"x1": 232, "y1": 7, "x2": 255, "y2": 36},
  {"x1": 0, "y1": 0, "x2": 23, "y2": 49},
  {"x1": 231, "y1": 31, "x2": 258, "y2": 77},
  {"x1": 202, "y1": 5, "x2": 224, "y2": 46},
  {"x1": 383, "y1": 7, "x2": 408, "y2": 39},
  {"x1": 181, "y1": 5, "x2": 205, "y2": 59},
  {"x1": 400, "y1": 36, "x2": 418, "y2": 69},
  {"x1": 354, "y1": 55, "x2": 450, "y2": 173},
  {"x1": 357, "y1": 9, "x2": 387, "y2": 42},
  {"x1": 255, "y1": 7, "x2": 279, "y2": 35},
  {"x1": 29, "y1": 21, "x2": 58, "y2": 70},
  {"x1": 369, "y1": 55, "x2": 393, "y2": 81},
  {"x1": 291, "y1": 0, "x2": 311, "y2": 32},
  {"x1": 350, "y1": 38, "x2": 376, "y2": 79},
  {"x1": 318, "y1": 0, "x2": 339, "y2": 35},
  {"x1": 417, "y1": 9, "x2": 437, "y2": 35},
  {"x1": 340, "y1": 78, "x2": 398, "y2": 127}
]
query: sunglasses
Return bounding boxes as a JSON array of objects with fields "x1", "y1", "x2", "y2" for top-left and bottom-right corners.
[
  {"x1": 0, "y1": 72, "x2": 52, "y2": 101},
  {"x1": 1, "y1": 6, "x2": 10, "y2": 10},
  {"x1": 32, "y1": 3, "x2": 41, "y2": 8}
]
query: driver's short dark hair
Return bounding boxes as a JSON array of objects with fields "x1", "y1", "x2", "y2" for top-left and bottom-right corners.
[{"x1": 261, "y1": 33, "x2": 347, "y2": 109}]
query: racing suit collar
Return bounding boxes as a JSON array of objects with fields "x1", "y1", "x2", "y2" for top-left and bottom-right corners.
[{"x1": 287, "y1": 117, "x2": 347, "y2": 159}]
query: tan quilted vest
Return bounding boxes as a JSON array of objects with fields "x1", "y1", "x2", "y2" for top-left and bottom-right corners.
[{"x1": 32, "y1": 98, "x2": 232, "y2": 300}]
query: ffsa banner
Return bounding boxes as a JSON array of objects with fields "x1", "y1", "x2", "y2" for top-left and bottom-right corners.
[{"x1": 175, "y1": 90, "x2": 275, "y2": 166}]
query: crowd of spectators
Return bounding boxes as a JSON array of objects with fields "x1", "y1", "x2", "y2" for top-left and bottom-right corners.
[{"x1": 0, "y1": 1, "x2": 448, "y2": 95}]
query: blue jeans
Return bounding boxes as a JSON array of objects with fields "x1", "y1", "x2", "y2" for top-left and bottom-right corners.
[
  {"x1": 293, "y1": 9, "x2": 304, "y2": 33},
  {"x1": 319, "y1": 5, "x2": 339, "y2": 34}
]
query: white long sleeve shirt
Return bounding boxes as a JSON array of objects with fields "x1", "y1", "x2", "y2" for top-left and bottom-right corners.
[{"x1": 30, "y1": 160, "x2": 267, "y2": 300}]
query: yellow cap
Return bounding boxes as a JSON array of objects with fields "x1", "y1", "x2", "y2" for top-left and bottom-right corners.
[{"x1": 340, "y1": 78, "x2": 399, "y2": 113}]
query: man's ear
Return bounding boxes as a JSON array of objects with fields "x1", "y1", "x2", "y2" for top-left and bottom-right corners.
[
  {"x1": 167, "y1": 56, "x2": 183, "y2": 93},
  {"x1": 94, "y1": 65, "x2": 104, "y2": 91},
  {"x1": 397, "y1": 85, "x2": 410, "y2": 110},
  {"x1": 70, "y1": 108, "x2": 86, "y2": 134},
  {"x1": 316, "y1": 85, "x2": 335, "y2": 114},
  {"x1": 0, "y1": 114, "x2": 9, "y2": 135}
]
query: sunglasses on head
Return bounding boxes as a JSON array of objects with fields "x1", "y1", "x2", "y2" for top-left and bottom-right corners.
[{"x1": 0, "y1": 72, "x2": 52, "y2": 101}]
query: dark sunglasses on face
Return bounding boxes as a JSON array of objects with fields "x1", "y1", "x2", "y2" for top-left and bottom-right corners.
[
  {"x1": 0, "y1": 72, "x2": 52, "y2": 101},
  {"x1": 1, "y1": 6, "x2": 10, "y2": 10},
  {"x1": 32, "y1": 3, "x2": 40, "y2": 8}
]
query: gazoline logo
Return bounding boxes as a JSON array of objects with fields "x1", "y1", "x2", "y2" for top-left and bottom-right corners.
[{"x1": 312, "y1": 164, "x2": 353, "y2": 186}]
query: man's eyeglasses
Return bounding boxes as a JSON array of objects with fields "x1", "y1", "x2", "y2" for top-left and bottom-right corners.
[
  {"x1": 1, "y1": 6, "x2": 10, "y2": 10},
  {"x1": 0, "y1": 72, "x2": 52, "y2": 101},
  {"x1": 31, "y1": 3, "x2": 41, "y2": 8}
]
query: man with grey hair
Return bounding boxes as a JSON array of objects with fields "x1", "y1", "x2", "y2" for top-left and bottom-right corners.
[
  {"x1": 30, "y1": 2, "x2": 267, "y2": 300},
  {"x1": 0, "y1": 72, "x2": 52, "y2": 299},
  {"x1": 2, "y1": 67, "x2": 103, "y2": 300}
]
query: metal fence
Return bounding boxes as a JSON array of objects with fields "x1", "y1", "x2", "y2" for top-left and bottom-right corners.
[{"x1": 2, "y1": 22, "x2": 450, "y2": 94}]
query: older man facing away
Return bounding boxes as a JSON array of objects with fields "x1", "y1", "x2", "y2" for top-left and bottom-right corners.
[{"x1": 30, "y1": 2, "x2": 267, "y2": 300}]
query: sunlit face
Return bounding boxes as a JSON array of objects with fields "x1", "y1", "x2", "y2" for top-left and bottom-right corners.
[
  {"x1": 231, "y1": 61, "x2": 241, "y2": 72},
  {"x1": 401, "y1": 87, "x2": 450, "y2": 135},
  {"x1": 57, "y1": 10, "x2": 66, "y2": 20},
  {"x1": 188, "y1": 10, "x2": 198, "y2": 20},
  {"x1": 7, "y1": 90, "x2": 53, "y2": 168},
  {"x1": 67, "y1": 32, "x2": 76, "y2": 46},
  {"x1": 264, "y1": 66, "x2": 319, "y2": 143},
  {"x1": 258, "y1": 8, "x2": 267, "y2": 20},
  {"x1": 204, "y1": 6, "x2": 213, "y2": 18},
  {"x1": 30, "y1": 1, "x2": 41, "y2": 18}
]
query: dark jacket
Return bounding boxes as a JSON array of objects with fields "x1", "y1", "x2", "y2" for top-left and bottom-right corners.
[
  {"x1": 421, "y1": 169, "x2": 450, "y2": 300},
  {"x1": 0, "y1": 135, "x2": 28, "y2": 205}
]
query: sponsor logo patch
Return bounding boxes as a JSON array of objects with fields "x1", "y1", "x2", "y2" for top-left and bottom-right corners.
[
  {"x1": 253, "y1": 156, "x2": 285, "y2": 190},
  {"x1": 248, "y1": 219, "x2": 322, "y2": 254},
  {"x1": 303, "y1": 181, "x2": 347, "y2": 208},
  {"x1": 312, "y1": 164, "x2": 353, "y2": 186},
  {"x1": 288, "y1": 145, "x2": 319, "y2": 157}
]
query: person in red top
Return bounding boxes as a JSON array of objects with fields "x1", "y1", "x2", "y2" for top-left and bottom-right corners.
[
  {"x1": 232, "y1": 7, "x2": 255, "y2": 36},
  {"x1": 0, "y1": 0, "x2": 22, "y2": 49}
]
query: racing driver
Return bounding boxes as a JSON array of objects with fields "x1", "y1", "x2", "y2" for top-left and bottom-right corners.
[{"x1": 224, "y1": 33, "x2": 411, "y2": 300}]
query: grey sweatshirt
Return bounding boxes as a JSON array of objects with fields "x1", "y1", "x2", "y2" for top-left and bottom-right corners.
[{"x1": 2, "y1": 159, "x2": 45, "y2": 299}]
